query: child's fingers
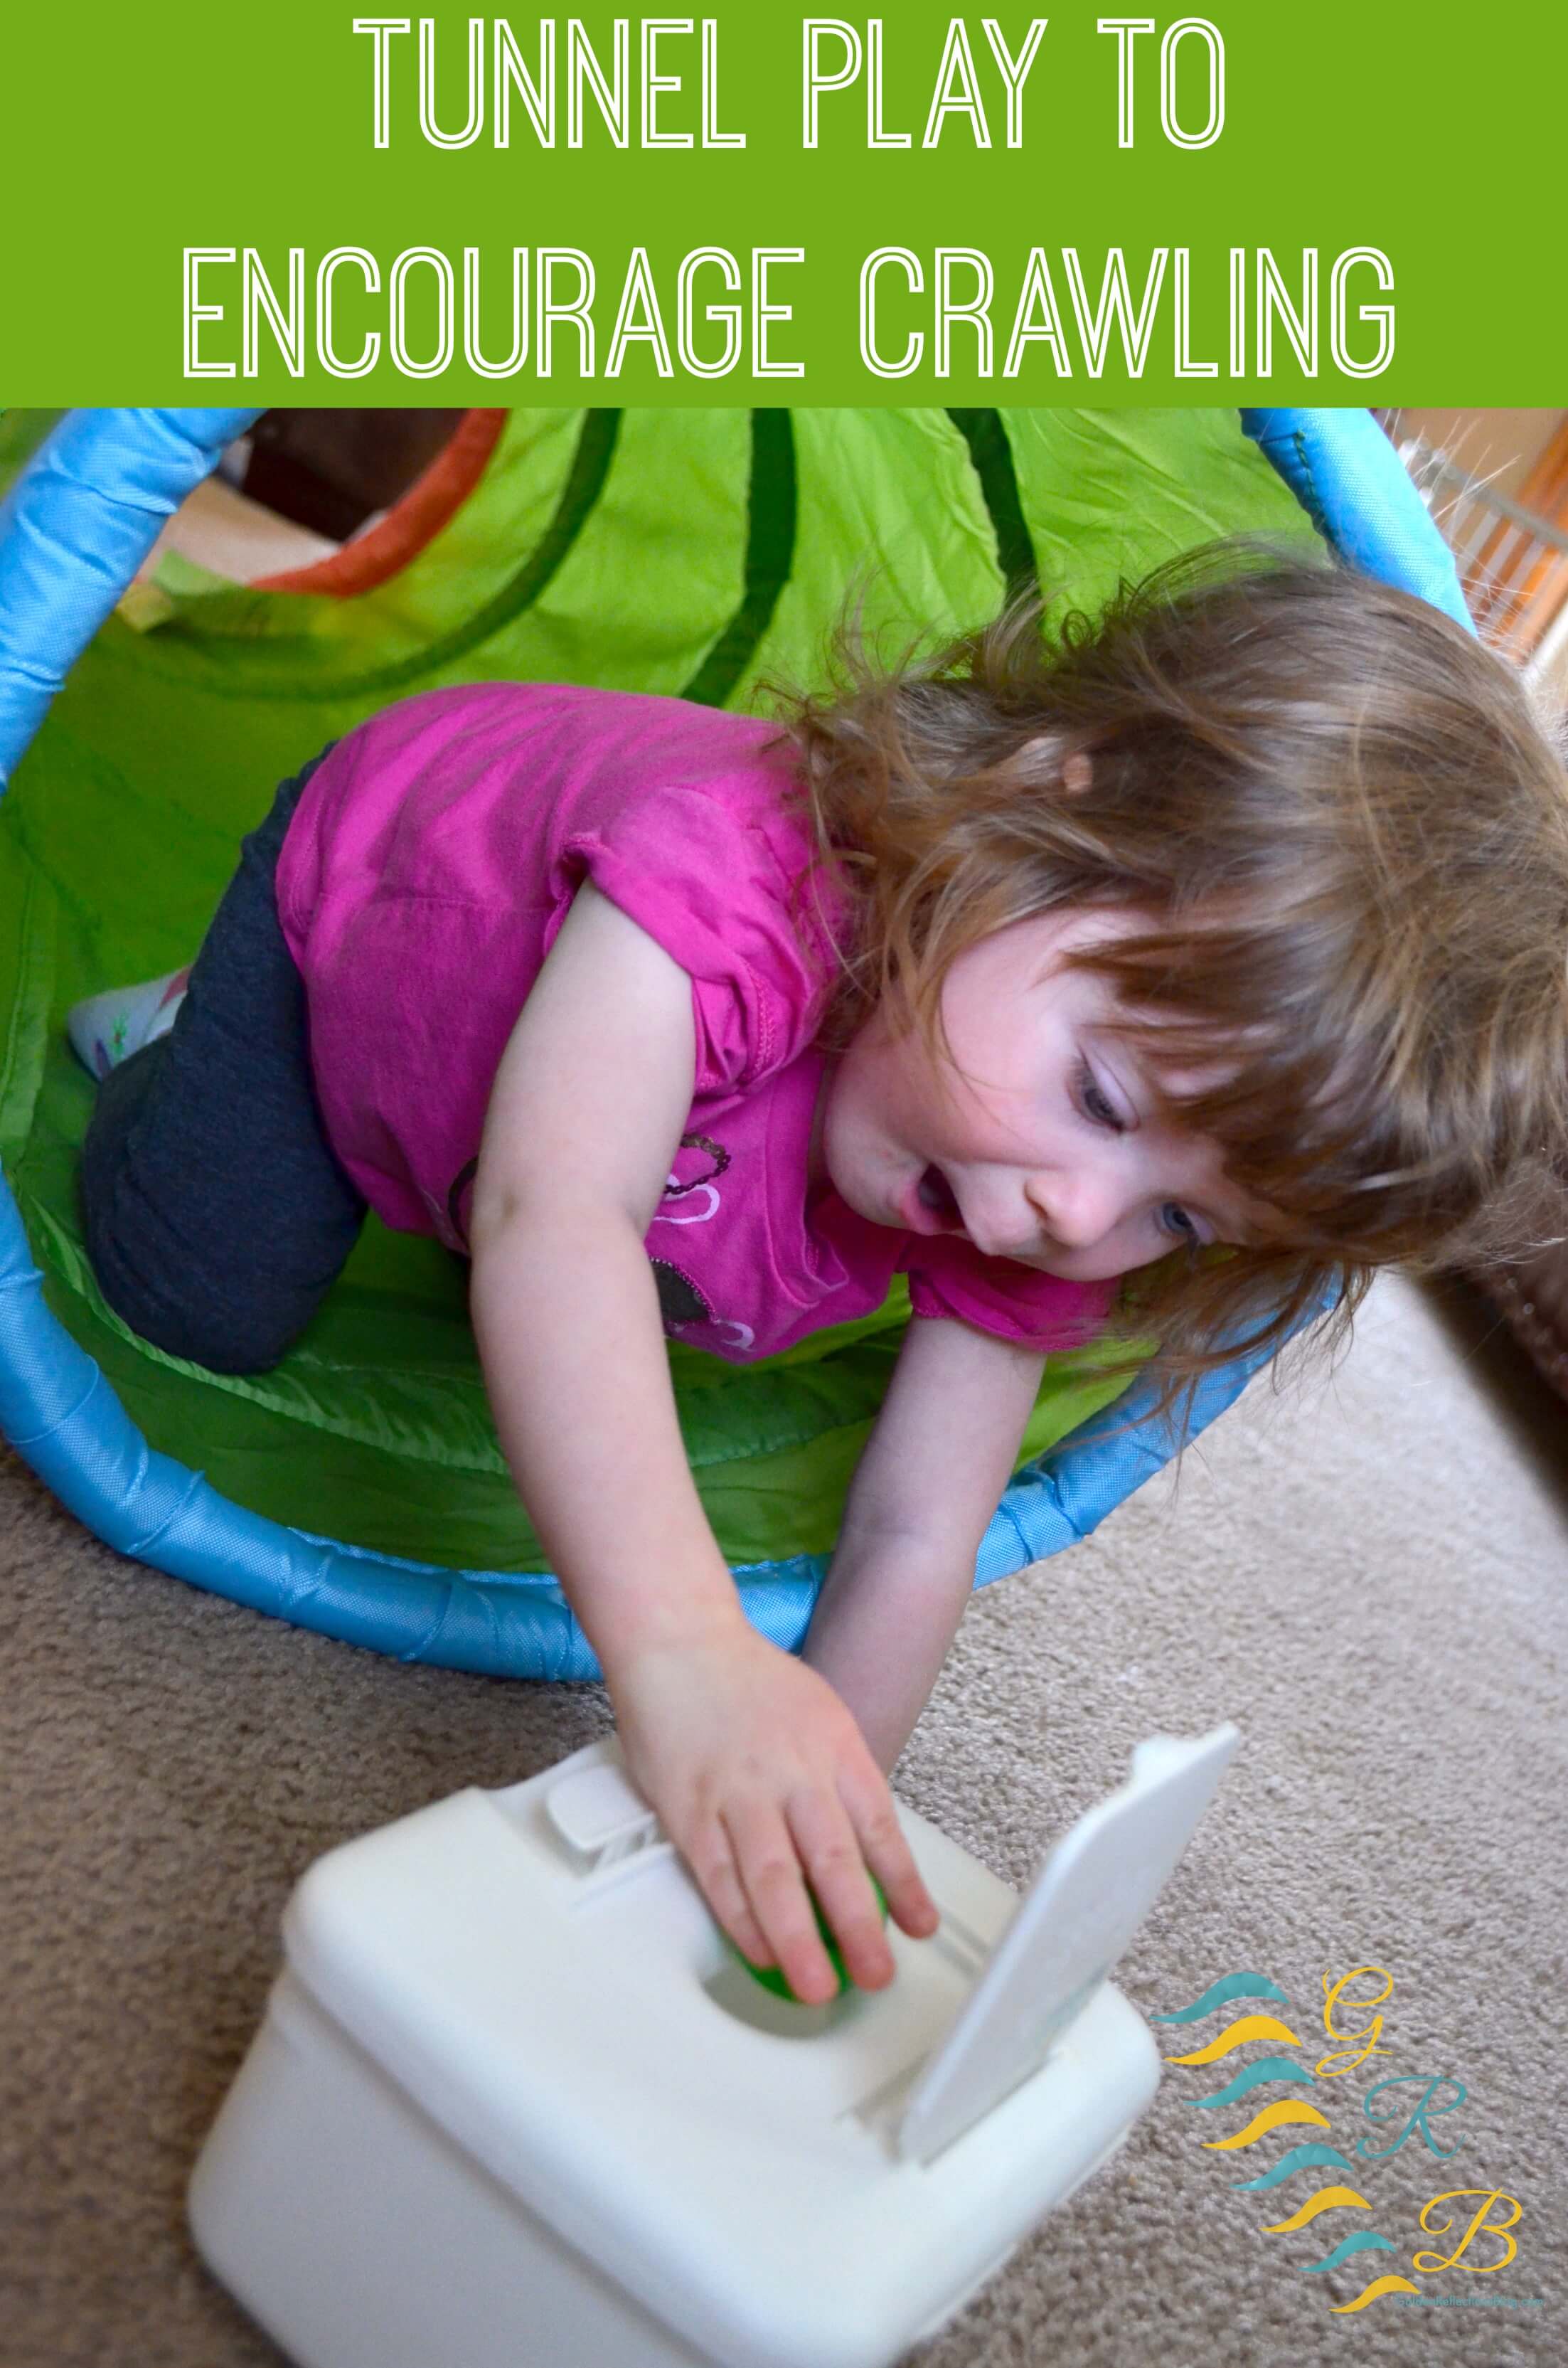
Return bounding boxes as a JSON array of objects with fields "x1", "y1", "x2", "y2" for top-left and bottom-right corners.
[
  {"x1": 683, "y1": 1827, "x2": 775, "y2": 1969},
  {"x1": 722, "y1": 1800, "x2": 841, "y2": 2006},
  {"x1": 784, "y1": 1789, "x2": 897, "y2": 1992},
  {"x1": 836, "y1": 1761, "x2": 940, "y2": 1943}
]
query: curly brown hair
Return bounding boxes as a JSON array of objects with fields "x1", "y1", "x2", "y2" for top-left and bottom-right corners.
[{"x1": 772, "y1": 543, "x2": 1568, "y2": 1406}]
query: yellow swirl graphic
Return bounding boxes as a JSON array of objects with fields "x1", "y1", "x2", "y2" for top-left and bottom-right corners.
[
  {"x1": 1330, "y1": 2274, "x2": 1422, "y2": 2311},
  {"x1": 1202, "y1": 2101, "x2": 1331, "y2": 2150},
  {"x1": 1263, "y1": 2186, "x2": 1372, "y2": 2231},
  {"x1": 1165, "y1": 2014, "x2": 1304, "y2": 2064}
]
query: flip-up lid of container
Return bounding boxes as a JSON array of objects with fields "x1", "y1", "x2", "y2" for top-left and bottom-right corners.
[{"x1": 895, "y1": 1724, "x2": 1239, "y2": 2161}]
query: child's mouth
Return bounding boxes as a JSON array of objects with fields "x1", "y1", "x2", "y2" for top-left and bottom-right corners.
[{"x1": 916, "y1": 1164, "x2": 963, "y2": 1228}]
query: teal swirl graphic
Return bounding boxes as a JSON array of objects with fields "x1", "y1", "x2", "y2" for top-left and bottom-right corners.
[
  {"x1": 1186, "y1": 2057, "x2": 1308, "y2": 2108},
  {"x1": 1231, "y1": 2143, "x2": 1359, "y2": 2191},
  {"x1": 1300, "y1": 2233, "x2": 1397, "y2": 2274},
  {"x1": 1151, "y1": 1972, "x2": 1292, "y2": 2022}
]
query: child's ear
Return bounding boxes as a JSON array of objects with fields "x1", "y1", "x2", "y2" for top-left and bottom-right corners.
[{"x1": 1008, "y1": 735, "x2": 1093, "y2": 793}]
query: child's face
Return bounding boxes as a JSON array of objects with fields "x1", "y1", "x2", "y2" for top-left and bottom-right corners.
[{"x1": 820, "y1": 908, "x2": 1267, "y2": 1282}]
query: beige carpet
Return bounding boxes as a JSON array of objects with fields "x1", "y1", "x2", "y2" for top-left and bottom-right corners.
[{"x1": 3, "y1": 1273, "x2": 1563, "y2": 2368}]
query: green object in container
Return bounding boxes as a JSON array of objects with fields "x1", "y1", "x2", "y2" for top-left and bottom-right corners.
[{"x1": 737, "y1": 1875, "x2": 891, "y2": 2003}]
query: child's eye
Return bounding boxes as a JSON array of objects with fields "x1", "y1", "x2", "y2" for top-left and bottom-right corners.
[
  {"x1": 1159, "y1": 1202, "x2": 1201, "y2": 1244},
  {"x1": 1076, "y1": 1060, "x2": 1123, "y2": 1131}
]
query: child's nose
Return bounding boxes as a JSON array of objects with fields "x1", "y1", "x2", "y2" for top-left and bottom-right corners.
[{"x1": 1029, "y1": 1167, "x2": 1122, "y2": 1251}]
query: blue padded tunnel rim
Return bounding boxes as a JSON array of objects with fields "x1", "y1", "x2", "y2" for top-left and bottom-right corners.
[{"x1": 0, "y1": 406, "x2": 1473, "y2": 1679}]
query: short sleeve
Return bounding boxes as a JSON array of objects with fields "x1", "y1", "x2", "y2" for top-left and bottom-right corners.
[
  {"x1": 549, "y1": 782, "x2": 842, "y2": 1098},
  {"x1": 902, "y1": 1236, "x2": 1117, "y2": 1351}
]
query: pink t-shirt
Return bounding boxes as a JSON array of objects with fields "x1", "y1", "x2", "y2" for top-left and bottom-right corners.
[{"x1": 275, "y1": 684, "x2": 1114, "y2": 1363}]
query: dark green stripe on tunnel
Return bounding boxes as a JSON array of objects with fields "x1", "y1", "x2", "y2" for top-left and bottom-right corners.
[
  {"x1": 129, "y1": 409, "x2": 626, "y2": 704},
  {"x1": 946, "y1": 410, "x2": 1039, "y2": 598},
  {"x1": 681, "y1": 410, "x2": 799, "y2": 708},
  {"x1": 344, "y1": 407, "x2": 626, "y2": 696}
]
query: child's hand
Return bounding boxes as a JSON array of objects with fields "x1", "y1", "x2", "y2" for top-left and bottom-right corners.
[{"x1": 607, "y1": 1625, "x2": 939, "y2": 2004}]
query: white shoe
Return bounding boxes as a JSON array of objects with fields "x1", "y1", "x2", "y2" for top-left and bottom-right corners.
[{"x1": 68, "y1": 967, "x2": 191, "y2": 1081}]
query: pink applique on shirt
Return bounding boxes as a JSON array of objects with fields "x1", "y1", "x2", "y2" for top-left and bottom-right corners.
[{"x1": 274, "y1": 684, "x2": 1114, "y2": 1361}]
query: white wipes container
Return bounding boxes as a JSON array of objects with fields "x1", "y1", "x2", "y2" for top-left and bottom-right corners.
[{"x1": 189, "y1": 1724, "x2": 1239, "y2": 2368}]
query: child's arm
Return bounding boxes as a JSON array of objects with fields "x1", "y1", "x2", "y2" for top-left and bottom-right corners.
[
  {"x1": 801, "y1": 1317, "x2": 1048, "y2": 1772},
  {"x1": 467, "y1": 883, "x2": 936, "y2": 2007}
]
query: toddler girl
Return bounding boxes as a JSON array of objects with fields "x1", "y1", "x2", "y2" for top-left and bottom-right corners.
[{"x1": 70, "y1": 547, "x2": 1568, "y2": 2007}]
